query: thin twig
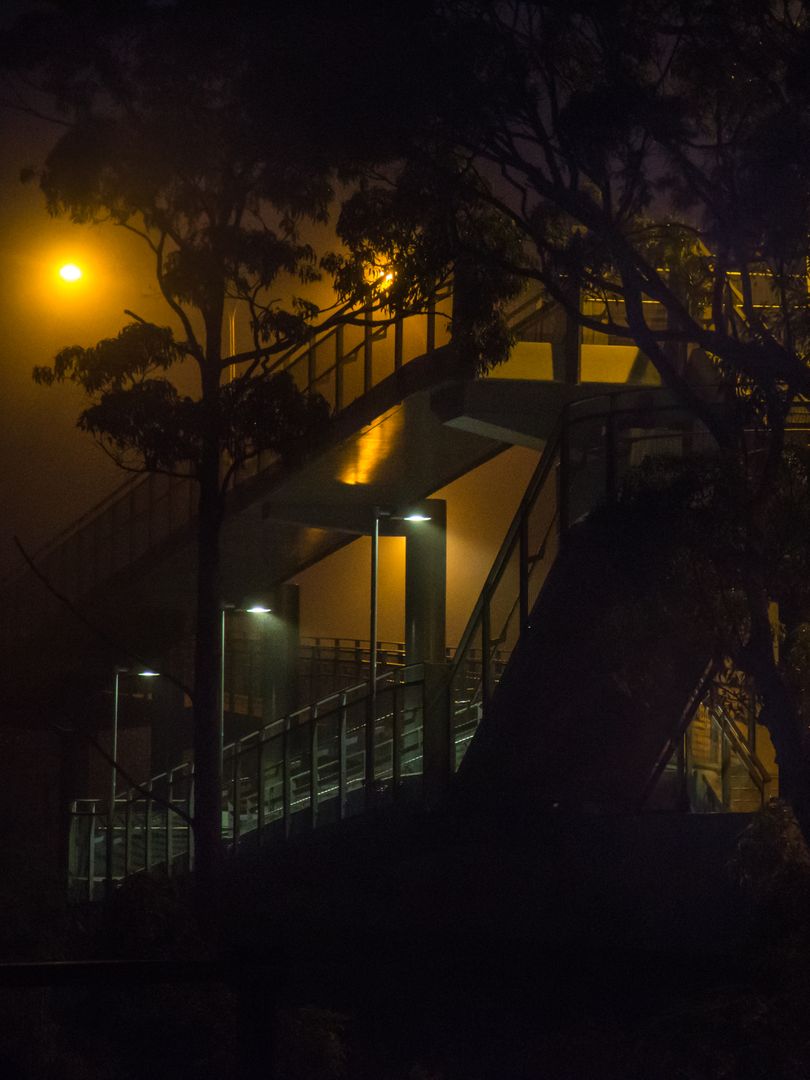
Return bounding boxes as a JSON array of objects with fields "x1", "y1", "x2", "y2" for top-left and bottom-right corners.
[{"x1": 13, "y1": 536, "x2": 193, "y2": 700}]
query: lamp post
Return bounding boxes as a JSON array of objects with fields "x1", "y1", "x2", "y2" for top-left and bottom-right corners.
[
  {"x1": 367, "y1": 508, "x2": 431, "y2": 806},
  {"x1": 219, "y1": 600, "x2": 273, "y2": 819},
  {"x1": 105, "y1": 665, "x2": 159, "y2": 897}
]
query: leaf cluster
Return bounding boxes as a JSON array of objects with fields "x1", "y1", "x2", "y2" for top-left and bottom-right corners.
[
  {"x1": 604, "y1": 444, "x2": 810, "y2": 677},
  {"x1": 332, "y1": 0, "x2": 810, "y2": 432}
]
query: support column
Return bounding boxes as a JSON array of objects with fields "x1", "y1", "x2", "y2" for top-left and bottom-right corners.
[
  {"x1": 260, "y1": 583, "x2": 300, "y2": 723},
  {"x1": 404, "y1": 500, "x2": 447, "y2": 667},
  {"x1": 557, "y1": 285, "x2": 581, "y2": 384}
]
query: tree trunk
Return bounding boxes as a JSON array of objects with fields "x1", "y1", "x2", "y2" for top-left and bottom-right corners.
[
  {"x1": 192, "y1": 307, "x2": 226, "y2": 887},
  {"x1": 192, "y1": 438, "x2": 225, "y2": 885},
  {"x1": 744, "y1": 582, "x2": 810, "y2": 838}
]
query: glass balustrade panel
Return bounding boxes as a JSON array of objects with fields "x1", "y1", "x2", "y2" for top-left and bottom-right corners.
[
  {"x1": 344, "y1": 695, "x2": 368, "y2": 816},
  {"x1": 486, "y1": 543, "x2": 521, "y2": 689},
  {"x1": 525, "y1": 456, "x2": 560, "y2": 613},
  {"x1": 400, "y1": 679, "x2": 424, "y2": 799},
  {"x1": 315, "y1": 706, "x2": 341, "y2": 825},
  {"x1": 450, "y1": 621, "x2": 483, "y2": 771},
  {"x1": 261, "y1": 729, "x2": 285, "y2": 833},
  {"x1": 286, "y1": 709, "x2": 313, "y2": 832}
]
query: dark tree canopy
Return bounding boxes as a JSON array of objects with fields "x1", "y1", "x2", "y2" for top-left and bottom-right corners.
[
  {"x1": 335, "y1": 0, "x2": 810, "y2": 433},
  {"x1": 329, "y1": 0, "x2": 810, "y2": 828}
]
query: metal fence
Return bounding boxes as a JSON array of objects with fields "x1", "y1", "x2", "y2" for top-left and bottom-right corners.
[
  {"x1": 447, "y1": 389, "x2": 719, "y2": 771},
  {"x1": 1, "y1": 293, "x2": 453, "y2": 644},
  {"x1": 69, "y1": 665, "x2": 427, "y2": 901}
]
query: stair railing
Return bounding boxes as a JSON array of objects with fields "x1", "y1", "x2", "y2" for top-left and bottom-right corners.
[
  {"x1": 707, "y1": 703, "x2": 772, "y2": 808},
  {"x1": 68, "y1": 664, "x2": 427, "y2": 900},
  {"x1": 1, "y1": 293, "x2": 452, "y2": 644},
  {"x1": 447, "y1": 388, "x2": 715, "y2": 774}
]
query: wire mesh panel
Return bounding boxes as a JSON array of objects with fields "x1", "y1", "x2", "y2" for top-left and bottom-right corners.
[
  {"x1": 398, "y1": 677, "x2": 425, "y2": 801},
  {"x1": 343, "y1": 691, "x2": 369, "y2": 817},
  {"x1": 126, "y1": 797, "x2": 148, "y2": 875},
  {"x1": 286, "y1": 706, "x2": 313, "y2": 833},
  {"x1": 148, "y1": 774, "x2": 169, "y2": 871},
  {"x1": 235, "y1": 735, "x2": 260, "y2": 841},
  {"x1": 74, "y1": 671, "x2": 427, "y2": 895},
  {"x1": 525, "y1": 451, "x2": 560, "y2": 612},
  {"x1": 486, "y1": 542, "x2": 522, "y2": 689},
  {"x1": 108, "y1": 802, "x2": 127, "y2": 883},
  {"x1": 68, "y1": 804, "x2": 101, "y2": 902},
  {"x1": 169, "y1": 766, "x2": 193, "y2": 871},
  {"x1": 260, "y1": 722, "x2": 286, "y2": 835},
  {"x1": 314, "y1": 699, "x2": 341, "y2": 826},
  {"x1": 220, "y1": 746, "x2": 237, "y2": 845},
  {"x1": 450, "y1": 625, "x2": 483, "y2": 772},
  {"x1": 372, "y1": 691, "x2": 395, "y2": 803}
]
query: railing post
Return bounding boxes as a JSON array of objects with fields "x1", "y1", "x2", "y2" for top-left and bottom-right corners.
[
  {"x1": 307, "y1": 336, "x2": 316, "y2": 391},
  {"x1": 392, "y1": 682, "x2": 402, "y2": 794},
  {"x1": 166, "y1": 769, "x2": 174, "y2": 876},
  {"x1": 87, "y1": 808, "x2": 96, "y2": 904},
  {"x1": 363, "y1": 308, "x2": 373, "y2": 393},
  {"x1": 335, "y1": 325, "x2": 344, "y2": 412},
  {"x1": 676, "y1": 732, "x2": 689, "y2": 812},
  {"x1": 187, "y1": 771, "x2": 194, "y2": 871},
  {"x1": 124, "y1": 794, "x2": 132, "y2": 880},
  {"x1": 282, "y1": 720, "x2": 291, "y2": 839},
  {"x1": 519, "y1": 514, "x2": 529, "y2": 632},
  {"x1": 394, "y1": 312, "x2": 403, "y2": 369},
  {"x1": 426, "y1": 293, "x2": 436, "y2": 353},
  {"x1": 338, "y1": 693, "x2": 347, "y2": 820},
  {"x1": 144, "y1": 784, "x2": 152, "y2": 872},
  {"x1": 256, "y1": 733, "x2": 265, "y2": 845},
  {"x1": 365, "y1": 692, "x2": 376, "y2": 813},
  {"x1": 721, "y1": 729, "x2": 731, "y2": 810},
  {"x1": 310, "y1": 707, "x2": 319, "y2": 830},
  {"x1": 481, "y1": 601, "x2": 492, "y2": 722},
  {"x1": 232, "y1": 742, "x2": 241, "y2": 848}
]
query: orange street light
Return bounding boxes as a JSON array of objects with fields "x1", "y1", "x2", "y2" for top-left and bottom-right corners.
[{"x1": 59, "y1": 263, "x2": 83, "y2": 282}]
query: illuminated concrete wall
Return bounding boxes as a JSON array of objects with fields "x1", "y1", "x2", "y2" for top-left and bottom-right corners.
[{"x1": 291, "y1": 444, "x2": 540, "y2": 647}]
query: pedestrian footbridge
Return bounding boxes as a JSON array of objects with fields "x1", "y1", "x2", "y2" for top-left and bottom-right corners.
[{"x1": 66, "y1": 389, "x2": 777, "y2": 899}]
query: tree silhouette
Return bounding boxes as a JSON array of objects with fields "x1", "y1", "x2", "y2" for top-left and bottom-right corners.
[{"x1": 6, "y1": 2, "x2": 362, "y2": 880}]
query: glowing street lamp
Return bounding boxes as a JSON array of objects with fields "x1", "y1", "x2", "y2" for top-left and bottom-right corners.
[
  {"x1": 106, "y1": 665, "x2": 160, "y2": 895},
  {"x1": 219, "y1": 600, "x2": 273, "y2": 781},
  {"x1": 367, "y1": 508, "x2": 431, "y2": 805},
  {"x1": 58, "y1": 263, "x2": 83, "y2": 282}
]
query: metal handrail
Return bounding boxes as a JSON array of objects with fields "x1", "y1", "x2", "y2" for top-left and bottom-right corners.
[
  {"x1": 447, "y1": 387, "x2": 718, "y2": 774},
  {"x1": 68, "y1": 664, "x2": 428, "y2": 898},
  {"x1": 3, "y1": 293, "x2": 453, "y2": 599},
  {"x1": 708, "y1": 704, "x2": 772, "y2": 801},
  {"x1": 449, "y1": 413, "x2": 565, "y2": 672}
]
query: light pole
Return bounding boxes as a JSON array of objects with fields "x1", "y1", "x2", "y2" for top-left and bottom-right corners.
[
  {"x1": 369, "y1": 509, "x2": 432, "y2": 697},
  {"x1": 367, "y1": 508, "x2": 431, "y2": 806},
  {"x1": 219, "y1": 599, "x2": 273, "y2": 818},
  {"x1": 105, "y1": 665, "x2": 159, "y2": 897}
]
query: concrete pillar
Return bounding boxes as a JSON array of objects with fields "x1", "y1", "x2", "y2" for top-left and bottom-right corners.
[
  {"x1": 404, "y1": 499, "x2": 446, "y2": 667},
  {"x1": 260, "y1": 583, "x2": 300, "y2": 723},
  {"x1": 150, "y1": 675, "x2": 188, "y2": 776},
  {"x1": 556, "y1": 285, "x2": 581, "y2": 384}
]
